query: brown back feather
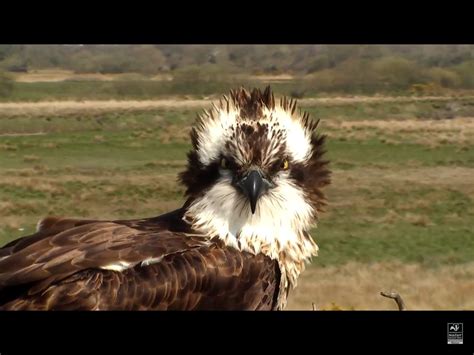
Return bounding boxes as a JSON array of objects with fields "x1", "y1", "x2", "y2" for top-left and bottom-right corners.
[{"x1": 0, "y1": 210, "x2": 208, "y2": 295}]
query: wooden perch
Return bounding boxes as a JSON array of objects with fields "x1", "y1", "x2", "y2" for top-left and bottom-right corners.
[{"x1": 380, "y1": 291, "x2": 405, "y2": 311}]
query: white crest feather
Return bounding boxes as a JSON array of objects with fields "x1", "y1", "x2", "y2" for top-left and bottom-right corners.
[{"x1": 195, "y1": 106, "x2": 312, "y2": 166}]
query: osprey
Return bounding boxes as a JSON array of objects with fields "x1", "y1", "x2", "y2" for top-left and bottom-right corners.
[{"x1": 0, "y1": 87, "x2": 330, "y2": 310}]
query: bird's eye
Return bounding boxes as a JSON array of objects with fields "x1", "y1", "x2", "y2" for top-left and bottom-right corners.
[
  {"x1": 281, "y1": 158, "x2": 289, "y2": 170},
  {"x1": 220, "y1": 157, "x2": 229, "y2": 169}
]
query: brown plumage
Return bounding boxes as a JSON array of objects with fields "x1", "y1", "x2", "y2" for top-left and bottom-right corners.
[
  {"x1": 0, "y1": 86, "x2": 330, "y2": 311},
  {"x1": 0, "y1": 210, "x2": 280, "y2": 310}
]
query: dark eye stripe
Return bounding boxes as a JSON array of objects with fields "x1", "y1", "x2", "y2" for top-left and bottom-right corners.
[{"x1": 219, "y1": 156, "x2": 239, "y2": 171}]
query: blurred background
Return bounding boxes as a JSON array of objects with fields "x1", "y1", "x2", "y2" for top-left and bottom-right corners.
[{"x1": 0, "y1": 45, "x2": 473, "y2": 309}]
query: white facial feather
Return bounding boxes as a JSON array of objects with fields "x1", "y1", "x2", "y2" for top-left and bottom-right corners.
[
  {"x1": 185, "y1": 171, "x2": 320, "y2": 309},
  {"x1": 185, "y1": 173, "x2": 317, "y2": 256}
]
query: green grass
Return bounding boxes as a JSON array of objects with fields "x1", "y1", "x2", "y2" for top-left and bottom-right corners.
[
  {"x1": 1, "y1": 99, "x2": 473, "y2": 270},
  {"x1": 1, "y1": 80, "x2": 320, "y2": 102},
  {"x1": 313, "y1": 187, "x2": 474, "y2": 267},
  {"x1": 0, "y1": 110, "x2": 197, "y2": 134},
  {"x1": 0, "y1": 130, "x2": 189, "y2": 169},
  {"x1": 3, "y1": 81, "x2": 225, "y2": 101},
  {"x1": 315, "y1": 223, "x2": 474, "y2": 266},
  {"x1": 6, "y1": 79, "x2": 473, "y2": 102},
  {"x1": 2, "y1": 128, "x2": 472, "y2": 172},
  {"x1": 327, "y1": 140, "x2": 474, "y2": 167}
]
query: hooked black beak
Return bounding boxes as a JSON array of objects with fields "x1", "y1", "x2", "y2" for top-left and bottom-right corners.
[{"x1": 237, "y1": 170, "x2": 271, "y2": 214}]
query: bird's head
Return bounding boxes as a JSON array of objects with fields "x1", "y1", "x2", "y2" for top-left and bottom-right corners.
[
  {"x1": 180, "y1": 87, "x2": 330, "y2": 304},
  {"x1": 180, "y1": 87, "x2": 330, "y2": 257}
]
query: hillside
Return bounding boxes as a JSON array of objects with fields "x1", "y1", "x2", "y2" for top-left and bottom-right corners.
[{"x1": 2, "y1": 45, "x2": 474, "y2": 96}]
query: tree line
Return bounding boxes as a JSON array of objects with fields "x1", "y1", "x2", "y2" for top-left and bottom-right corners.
[{"x1": 2, "y1": 45, "x2": 474, "y2": 94}]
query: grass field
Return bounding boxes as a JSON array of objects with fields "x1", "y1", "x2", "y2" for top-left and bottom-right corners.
[
  {"x1": 6, "y1": 75, "x2": 473, "y2": 102},
  {"x1": 0, "y1": 94, "x2": 473, "y2": 309}
]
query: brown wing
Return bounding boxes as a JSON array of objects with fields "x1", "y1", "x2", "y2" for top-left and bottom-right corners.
[
  {"x1": 0, "y1": 210, "x2": 209, "y2": 301},
  {"x1": 0, "y1": 210, "x2": 280, "y2": 310},
  {"x1": 1, "y1": 242, "x2": 280, "y2": 310},
  {"x1": 0, "y1": 216, "x2": 99, "y2": 256}
]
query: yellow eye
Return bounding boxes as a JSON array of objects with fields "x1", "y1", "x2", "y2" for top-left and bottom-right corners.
[
  {"x1": 281, "y1": 159, "x2": 289, "y2": 170},
  {"x1": 220, "y1": 158, "x2": 228, "y2": 169}
]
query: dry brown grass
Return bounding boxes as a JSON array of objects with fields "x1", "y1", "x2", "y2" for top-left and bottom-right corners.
[
  {"x1": 248, "y1": 74, "x2": 295, "y2": 82},
  {"x1": 356, "y1": 166, "x2": 473, "y2": 186},
  {"x1": 328, "y1": 166, "x2": 474, "y2": 200},
  {"x1": 2, "y1": 96, "x2": 474, "y2": 117},
  {"x1": 324, "y1": 118, "x2": 474, "y2": 146},
  {"x1": 22, "y1": 155, "x2": 41, "y2": 163},
  {"x1": 0, "y1": 99, "x2": 212, "y2": 117},
  {"x1": 321, "y1": 166, "x2": 474, "y2": 228},
  {"x1": 159, "y1": 125, "x2": 192, "y2": 143},
  {"x1": 287, "y1": 261, "x2": 474, "y2": 310},
  {"x1": 13, "y1": 69, "x2": 79, "y2": 82},
  {"x1": 13, "y1": 70, "x2": 173, "y2": 83},
  {"x1": 325, "y1": 117, "x2": 474, "y2": 131},
  {"x1": 299, "y1": 95, "x2": 474, "y2": 106}
]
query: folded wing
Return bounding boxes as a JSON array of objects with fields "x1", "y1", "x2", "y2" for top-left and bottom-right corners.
[{"x1": 0, "y1": 215, "x2": 280, "y2": 310}]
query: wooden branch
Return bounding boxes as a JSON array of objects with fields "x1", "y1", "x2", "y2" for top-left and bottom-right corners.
[{"x1": 380, "y1": 291, "x2": 405, "y2": 311}]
